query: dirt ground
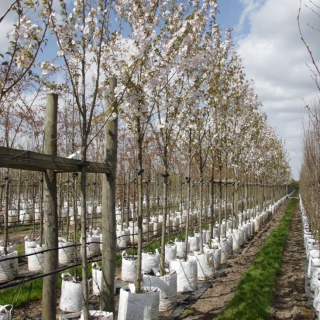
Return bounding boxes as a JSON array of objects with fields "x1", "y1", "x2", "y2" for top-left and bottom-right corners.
[
  {"x1": 270, "y1": 199, "x2": 315, "y2": 320},
  {"x1": 10, "y1": 198, "x2": 316, "y2": 319}
]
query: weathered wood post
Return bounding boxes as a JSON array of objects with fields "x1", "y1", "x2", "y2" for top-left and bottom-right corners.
[
  {"x1": 42, "y1": 93, "x2": 58, "y2": 320},
  {"x1": 100, "y1": 77, "x2": 117, "y2": 312}
]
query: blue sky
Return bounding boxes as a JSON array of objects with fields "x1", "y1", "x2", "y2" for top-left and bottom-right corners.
[{"x1": 216, "y1": 0, "x2": 317, "y2": 180}]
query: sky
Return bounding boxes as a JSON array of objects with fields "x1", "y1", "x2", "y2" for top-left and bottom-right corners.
[{"x1": 216, "y1": 0, "x2": 319, "y2": 180}]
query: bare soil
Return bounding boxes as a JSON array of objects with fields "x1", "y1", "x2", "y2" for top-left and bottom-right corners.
[
  {"x1": 9, "y1": 198, "x2": 316, "y2": 319},
  {"x1": 270, "y1": 199, "x2": 315, "y2": 320}
]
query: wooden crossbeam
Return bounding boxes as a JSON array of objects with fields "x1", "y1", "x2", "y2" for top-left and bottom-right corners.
[{"x1": 0, "y1": 146, "x2": 110, "y2": 173}]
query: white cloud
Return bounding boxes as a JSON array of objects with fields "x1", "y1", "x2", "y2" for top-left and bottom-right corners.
[
  {"x1": 235, "y1": 0, "x2": 264, "y2": 34},
  {"x1": 236, "y1": 0, "x2": 319, "y2": 180}
]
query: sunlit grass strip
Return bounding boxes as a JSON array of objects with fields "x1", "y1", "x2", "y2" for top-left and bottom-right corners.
[{"x1": 216, "y1": 197, "x2": 296, "y2": 320}]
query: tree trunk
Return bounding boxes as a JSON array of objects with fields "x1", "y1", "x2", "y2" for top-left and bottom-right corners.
[
  {"x1": 135, "y1": 115, "x2": 144, "y2": 293},
  {"x1": 184, "y1": 130, "x2": 192, "y2": 261},
  {"x1": 160, "y1": 144, "x2": 168, "y2": 276}
]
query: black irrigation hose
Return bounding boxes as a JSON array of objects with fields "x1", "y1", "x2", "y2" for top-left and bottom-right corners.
[
  {"x1": 0, "y1": 215, "x2": 198, "y2": 290},
  {"x1": 0, "y1": 201, "x2": 272, "y2": 291}
]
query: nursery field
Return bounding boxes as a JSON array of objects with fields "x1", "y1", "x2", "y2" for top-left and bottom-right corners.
[
  {"x1": 159, "y1": 196, "x2": 314, "y2": 320},
  {"x1": 164, "y1": 196, "x2": 314, "y2": 320},
  {"x1": 7, "y1": 196, "x2": 314, "y2": 320}
]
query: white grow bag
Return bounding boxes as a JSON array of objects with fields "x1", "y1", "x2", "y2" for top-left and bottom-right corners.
[
  {"x1": 308, "y1": 249, "x2": 320, "y2": 277},
  {"x1": 232, "y1": 230, "x2": 241, "y2": 251},
  {"x1": 194, "y1": 231, "x2": 207, "y2": 245},
  {"x1": 175, "y1": 240, "x2": 190, "y2": 259},
  {"x1": 188, "y1": 251, "x2": 214, "y2": 280},
  {"x1": 81, "y1": 310, "x2": 113, "y2": 319},
  {"x1": 25, "y1": 238, "x2": 40, "y2": 255},
  {"x1": 143, "y1": 271, "x2": 177, "y2": 311},
  {"x1": 165, "y1": 244, "x2": 177, "y2": 262},
  {"x1": 59, "y1": 238, "x2": 74, "y2": 265},
  {"x1": 27, "y1": 245, "x2": 45, "y2": 272},
  {"x1": 0, "y1": 304, "x2": 12, "y2": 320},
  {"x1": 85, "y1": 235, "x2": 100, "y2": 258},
  {"x1": 0, "y1": 250, "x2": 18, "y2": 282},
  {"x1": 219, "y1": 239, "x2": 230, "y2": 264},
  {"x1": 116, "y1": 230, "x2": 128, "y2": 249},
  {"x1": 59, "y1": 312, "x2": 81, "y2": 320},
  {"x1": 121, "y1": 252, "x2": 137, "y2": 282},
  {"x1": 153, "y1": 222, "x2": 160, "y2": 236},
  {"x1": 92, "y1": 263, "x2": 116, "y2": 296},
  {"x1": 142, "y1": 251, "x2": 160, "y2": 273},
  {"x1": 59, "y1": 310, "x2": 113, "y2": 320},
  {"x1": 59, "y1": 273, "x2": 82, "y2": 313},
  {"x1": 254, "y1": 217, "x2": 261, "y2": 233},
  {"x1": 188, "y1": 236, "x2": 200, "y2": 252},
  {"x1": 314, "y1": 279, "x2": 320, "y2": 312},
  {"x1": 118, "y1": 285, "x2": 160, "y2": 320},
  {"x1": 212, "y1": 247, "x2": 221, "y2": 270},
  {"x1": 169, "y1": 259, "x2": 197, "y2": 293}
]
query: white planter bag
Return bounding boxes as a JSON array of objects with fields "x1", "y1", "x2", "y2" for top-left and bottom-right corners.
[
  {"x1": 153, "y1": 222, "x2": 160, "y2": 236},
  {"x1": 219, "y1": 239, "x2": 229, "y2": 264},
  {"x1": 172, "y1": 218, "x2": 179, "y2": 231},
  {"x1": 92, "y1": 263, "x2": 116, "y2": 296},
  {"x1": 188, "y1": 251, "x2": 214, "y2": 280},
  {"x1": 85, "y1": 235, "x2": 100, "y2": 258},
  {"x1": 142, "y1": 251, "x2": 160, "y2": 273},
  {"x1": 121, "y1": 252, "x2": 137, "y2": 282},
  {"x1": 59, "y1": 312, "x2": 81, "y2": 320},
  {"x1": 27, "y1": 245, "x2": 45, "y2": 272},
  {"x1": 59, "y1": 311, "x2": 113, "y2": 320},
  {"x1": 59, "y1": 238, "x2": 74, "y2": 265},
  {"x1": 59, "y1": 273, "x2": 82, "y2": 312},
  {"x1": 0, "y1": 304, "x2": 12, "y2": 320},
  {"x1": 24, "y1": 238, "x2": 40, "y2": 255},
  {"x1": 220, "y1": 223, "x2": 226, "y2": 237},
  {"x1": 81, "y1": 310, "x2": 113, "y2": 319},
  {"x1": 232, "y1": 230, "x2": 241, "y2": 251},
  {"x1": 243, "y1": 223, "x2": 249, "y2": 239},
  {"x1": 0, "y1": 250, "x2": 18, "y2": 282},
  {"x1": 188, "y1": 236, "x2": 200, "y2": 252},
  {"x1": 143, "y1": 271, "x2": 177, "y2": 311},
  {"x1": 165, "y1": 244, "x2": 177, "y2": 263},
  {"x1": 238, "y1": 228, "x2": 244, "y2": 247},
  {"x1": 142, "y1": 224, "x2": 149, "y2": 240},
  {"x1": 314, "y1": 282, "x2": 320, "y2": 312},
  {"x1": 308, "y1": 251, "x2": 320, "y2": 278},
  {"x1": 254, "y1": 217, "x2": 260, "y2": 233},
  {"x1": 175, "y1": 240, "x2": 189, "y2": 259},
  {"x1": 169, "y1": 259, "x2": 197, "y2": 293},
  {"x1": 212, "y1": 247, "x2": 221, "y2": 270},
  {"x1": 311, "y1": 269, "x2": 320, "y2": 292},
  {"x1": 116, "y1": 230, "x2": 127, "y2": 249},
  {"x1": 118, "y1": 285, "x2": 160, "y2": 320}
]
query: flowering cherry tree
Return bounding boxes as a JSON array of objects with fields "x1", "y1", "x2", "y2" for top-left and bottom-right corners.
[{"x1": 0, "y1": 0, "x2": 53, "y2": 105}]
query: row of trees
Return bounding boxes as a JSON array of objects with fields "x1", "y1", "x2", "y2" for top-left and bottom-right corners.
[
  {"x1": 0, "y1": 0, "x2": 292, "y2": 319},
  {"x1": 299, "y1": 0, "x2": 320, "y2": 235}
]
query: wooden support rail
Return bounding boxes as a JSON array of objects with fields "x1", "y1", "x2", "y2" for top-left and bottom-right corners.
[{"x1": 0, "y1": 146, "x2": 111, "y2": 173}]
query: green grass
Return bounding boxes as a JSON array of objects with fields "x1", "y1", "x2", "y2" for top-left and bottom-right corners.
[
  {"x1": 216, "y1": 196, "x2": 296, "y2": 320},
  {"x1": 0, "y1": 278, "x2": 46, "y2": 307},
  {"x1": 0, "y1": 264, "x2": 95, "y2": 308},
  {"x1": 182, "y1": 308, "x2": 196, "y2": 316}
]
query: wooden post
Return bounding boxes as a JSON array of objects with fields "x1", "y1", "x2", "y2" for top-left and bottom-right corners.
[
  {"x1": 100, "y1": 77, "x2": 117, "y2": 312},
  {"x1": 42, "y1": 93, "x2": 58, "y2": 320}
]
